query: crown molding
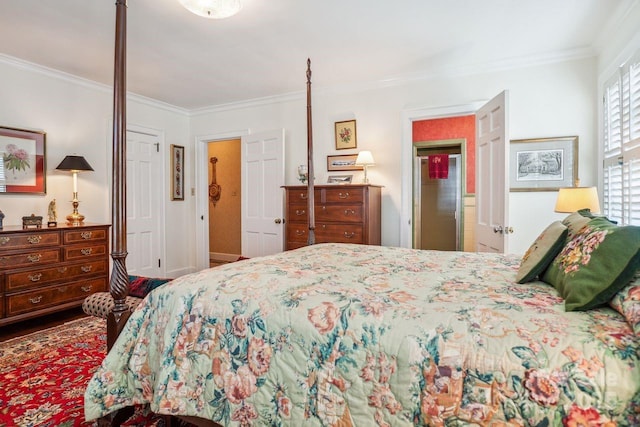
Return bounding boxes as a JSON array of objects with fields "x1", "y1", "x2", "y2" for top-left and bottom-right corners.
[{"x1": 0, "y1": 53, "x2": 189, "y2": 116}]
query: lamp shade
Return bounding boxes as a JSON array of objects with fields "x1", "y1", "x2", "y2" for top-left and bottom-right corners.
[
  {"x1": 55, "y1": 156, "x2": 94, "y2": 172},
  {"x1": 555, "y1": 187, "x2": 601, "y2": 213},
  {"x1": 177, "y1": 0, "x2": 241, "y2": 19},
  {"x1": 355, "y1": 150, "x2": 375, "y2": 166}
]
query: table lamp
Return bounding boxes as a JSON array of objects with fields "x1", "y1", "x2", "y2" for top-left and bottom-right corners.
[
  {"x1": 55, "y1": 155, "x2": 94, "y2": 225},
  {"x1": 355, "y1": 150, "x2": 375, "y2": 184},
  {"x1": 554, "y1": 186, "x2": 601, "y2": 213}
]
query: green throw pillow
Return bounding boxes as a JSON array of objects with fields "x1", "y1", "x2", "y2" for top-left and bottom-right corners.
[
  {"x1": 516, "y1": 221, "x2": 568, "y2": 283},
  {"x1": 543, "y1": 217, "x2": 640, "y2": 311}
]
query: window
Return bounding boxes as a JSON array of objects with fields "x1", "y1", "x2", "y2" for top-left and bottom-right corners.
[{"x1": 602, "y1": 49, "x2": 640, "y2": 225}]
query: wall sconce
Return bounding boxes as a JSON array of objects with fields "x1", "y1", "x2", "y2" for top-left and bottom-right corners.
[
  {"x1": 55, "y1": 155, "x2": 94, "y2": 225},
  {"x1": 555, "y1": 186, "x2": 601, "y2": 213},
  {"x1": 355, "y1": 150, "x2": 375, "y2": 184}
]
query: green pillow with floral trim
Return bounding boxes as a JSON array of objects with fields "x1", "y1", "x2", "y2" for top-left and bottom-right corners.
[
  {"x1": 543, "y1": 217, "x2": 640, "y2": 311},
  {"x1": 516, "y1": 221, "x2": 568, "y2": 283}
]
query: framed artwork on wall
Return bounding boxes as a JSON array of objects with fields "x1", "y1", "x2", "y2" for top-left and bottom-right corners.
[
  {"x1": 327, "y1": 154, "x2": 363, "y2": 171},
  {"x1": 327, "y1": 175, "x2": 353, "y2": 184},
  {"x1": 509, "y1": 136, "x2": 578, "y2": 191},
  {"x1": 0, "y1": 126, "x2": 46, "y2": 194},
  {"x1": 170, "y1": 144, "x2": 185, "y2": 200},
  {"x1": 334, "y1": 120, "x2": 357, "y2": 150}
]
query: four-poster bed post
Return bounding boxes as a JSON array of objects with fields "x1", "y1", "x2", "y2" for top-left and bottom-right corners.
[
  {"x1": 107, "y1": 0, "x2": 130, "y2": 351},
  {"x1": 306, "y1": 58, "x2": 316, "y2": 245}
]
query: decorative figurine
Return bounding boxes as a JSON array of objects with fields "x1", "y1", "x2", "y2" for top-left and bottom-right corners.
[
  {"x1": 0, "y1": 209, "x2": 4, "y2": 229},
  {"x1": 48, "y1": 199, "x2": 57, "y2": 227}
]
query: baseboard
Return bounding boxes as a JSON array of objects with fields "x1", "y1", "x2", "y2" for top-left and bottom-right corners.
[{"x1": 209, "y1": 252, "x2": 241, "y2": 262}]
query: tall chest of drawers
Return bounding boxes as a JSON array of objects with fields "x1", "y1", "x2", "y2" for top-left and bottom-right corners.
[
  {"x1": 284, "y1": 184, "x2": 382, "y2": 250},
  {"x1": 0, "y1": 223, "x2": 110, "y2": 326}
]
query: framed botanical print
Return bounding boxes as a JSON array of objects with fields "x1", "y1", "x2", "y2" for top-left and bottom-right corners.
[
  {"x1": 334, "y1": 120, "x2": 357, "y2": 150},
  {"x1": 170, "y1": 144, "x2": 184, "y2": 200},
  {"x1": 0, "y1": 126, "x2": 46, "y2": 194}
]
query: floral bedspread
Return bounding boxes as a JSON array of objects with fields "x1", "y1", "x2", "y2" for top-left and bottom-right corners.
[{"x1": 85, "y1": 243, "x2": 640, "y2": 426}]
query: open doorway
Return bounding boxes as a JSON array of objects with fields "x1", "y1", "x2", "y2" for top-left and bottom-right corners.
[
  {"x1": 207, "y1": 139, "x2": 241, "y2": 267},
  {"x1": 413, "y1": 140, "x2": 465, "y2": 251}
]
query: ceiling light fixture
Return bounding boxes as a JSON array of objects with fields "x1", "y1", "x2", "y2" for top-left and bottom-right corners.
[{"x1": 177, "y1": 0, "x2": 242, "y2": 19}]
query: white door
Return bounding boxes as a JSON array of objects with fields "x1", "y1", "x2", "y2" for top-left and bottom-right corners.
[
  {"x1": 476, "y1": 91, "x2": 511, "y2": 253},
  {"x1": 241, "y1": 129, "x2": 285, "y2": 258},
  {"x1": 126, "y1": 129, "x2": 163, "y2": 276}
]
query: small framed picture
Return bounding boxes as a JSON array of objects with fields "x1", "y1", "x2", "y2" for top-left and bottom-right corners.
[
  {"x1": 327, "y1": 175, "x2": 353, "y2": 184},
  {"x1": 334, "y1": 120, "x2": 357, "y2": 150},
  {"x1": 170, "y1": 144, "x2": 184, "y2": 200},
  {"x1": 327, "y1": 154, "x2": 362, "y2": 171}
]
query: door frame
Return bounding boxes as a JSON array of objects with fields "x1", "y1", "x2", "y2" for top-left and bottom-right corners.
[
  {"x1": 400, "y1": 102, "x2": 485, "y2": 248},
  {"x1": 413, "y1": 140, "x2": 466, "y2": 250},
  {"x1": 195, "y1": 129, "x2": 249, "y2": 271}
]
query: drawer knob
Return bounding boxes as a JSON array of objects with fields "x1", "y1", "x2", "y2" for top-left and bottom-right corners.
[
  {"x1": 344, "y1": 209, "x2": 355, "y2": 215},
  {"x1": 81, "y1": 248, "x2": 93, "y2": 256},
  {"x1": 0, "y1": 237, "x2": 10, "y2": 245},
  {"x1": 295, "y1": 209, "x2": 306, "y2": 216},
  {"x1": 28, "y1": 273, "x2": 42, "y2": 282},
  {"x1": 295, "y1": 230, "x2": 306, "y2": 236},
  {"x1": 81, "y1": 285, "x2": 93, "y2": 293},
  {"x1": 81, "y1": 265, "x2": 93, "y2": 273},
  {"x1": 27, "y1": 254, "x2": 42, "y2": 263},
  {"x1": 299, "y1": 193, "x2": 308, "y2": 199},
  {"x1": 338, "y1": 192, "x2": 349, "y2": 199},
  {"x1": 58, "y1": 267, "x2": 68, "y2": 273},
  {"x1": 27, "y1": 235, "x2": 42, "y2": 244},
  {"x1": 81, "y1": 231, "x2": 93, "y2": 240},
  {"x1": 344, "y1": 232, "x2": 356, "y2": 238},
  {"x1": 29, "y1": 295, "x2": 43, "y2": 304}
]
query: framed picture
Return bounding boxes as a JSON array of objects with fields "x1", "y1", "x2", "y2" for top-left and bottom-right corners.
[
  {"x1": 170, "y1": 144, "x2": 185, "y2": 200},
  {"x1": 327, "y1": 175, "x2": 353, "y2": 184},
  {"x1": 0, "y1": 126, "x2": 46, "y2": 194},
  {"x1": 510, "y1": 136, "x2": 578, "y2": 192},
  {"x1": 327, "y1": 154, "x2": 363, "y2": 172},
  {"x1": 334, "y1": 120, "x2": 357, "y2": 150}
]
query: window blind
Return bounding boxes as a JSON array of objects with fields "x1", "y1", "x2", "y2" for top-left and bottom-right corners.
[{"x1": 602, "y1": 49, "x2": 640, "y2": 225}]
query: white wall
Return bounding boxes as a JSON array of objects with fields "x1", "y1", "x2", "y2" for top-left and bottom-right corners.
[
  {"x1": 189, "y1": 56, "x2": 599, "y2": 254},
  {"x1": 0, "y1": 57, "x2": 192, "y2": 277}
]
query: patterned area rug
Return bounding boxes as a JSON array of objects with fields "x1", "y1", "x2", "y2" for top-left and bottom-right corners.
[{"x1": 0, "y1": 316, "x2": 168, "y2": 426}]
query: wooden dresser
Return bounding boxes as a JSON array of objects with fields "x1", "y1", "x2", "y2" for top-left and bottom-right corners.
[
  {"x1": 0, "y1": 223, "x2": 110, "y2": 326},
  {"x1": 284, "y1": 184, "x2": 382, "y2": 250}
]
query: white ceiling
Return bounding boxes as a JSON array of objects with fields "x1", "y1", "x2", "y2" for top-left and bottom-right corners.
[{"x1": 0, "y1": 0, "x2": 631, "y2": 110}]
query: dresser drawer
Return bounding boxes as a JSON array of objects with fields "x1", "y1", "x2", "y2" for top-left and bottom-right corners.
[
  {"x1": 6, "y1": 259, "x2": 108, "y2": 291},
  {"x1": 323, "y1": 188, "x2": 363, "y2": 204},
  {"x1": 6, "y1": 277, "x2": 107, "y2": 316},
  {"x1": 316, "y1": 223, "x2": 363, "y2": 244},
  {"x1": 316, "y1": 204, "x2": 363, "y2": 222},
  {"x1": 64, "y1": 243, "x2": 108, "y2": 261},
  {"x1": 0, "y1": 249, "x2": 61, "y2": 269},
  {"x1": 0, "y1": 231, "x2": 60, "y2": 251},
  {"x1": 286, "y1": 223, "x2": 310, "y2": 243},
  {"x1": 287, "y1": 188, "x2": 321, "y2": 203},
  {"x1": 64, "y1": 228, "x2": 107, "y2": 244}
]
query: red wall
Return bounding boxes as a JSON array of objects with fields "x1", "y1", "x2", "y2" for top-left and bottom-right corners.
[{"x1": 412, "y1": 115, "x2": 475, "y2": 194}]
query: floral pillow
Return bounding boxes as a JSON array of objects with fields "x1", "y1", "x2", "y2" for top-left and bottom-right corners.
[
  {"x1": 128, "y1": 275, "x2": 172, "y2": 298},
  {"x1": 609, "y1": 273, "x2": 640, "y2": 334},
  {"x1": 543, "y1": 217, "x2": 640, "y2": 311},
  {"x1": 516, "y1": 221, "x2": 568, "y2": 283},
  {"x1": 561, "y1": 211, "x2": 591, "y2": 239}
]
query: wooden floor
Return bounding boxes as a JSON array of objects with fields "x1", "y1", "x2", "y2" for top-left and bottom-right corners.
[{"x1": 0, "y1": 306, "x2": 87, "y2": 342}]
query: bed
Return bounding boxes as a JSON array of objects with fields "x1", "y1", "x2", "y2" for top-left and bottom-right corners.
[
  {"x1": 86, "y1": 241, "x2": 640, "y2": 425},
  {"x1": 87, "y1": 2, "x2": 640, "y2": 426}
]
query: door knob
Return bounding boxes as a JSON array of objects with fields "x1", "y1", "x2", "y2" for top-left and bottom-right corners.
[
  {"x1": 493, "y1": 225, "x2": 503, "y2": 234},
  {"x1": 274, "y1": 218, "x2": 282, "y2": 224}
]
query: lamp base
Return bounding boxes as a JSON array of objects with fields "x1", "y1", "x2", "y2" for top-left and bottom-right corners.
[{"x1": 66, "y1": 195, "x2": 85, "y2": 226}]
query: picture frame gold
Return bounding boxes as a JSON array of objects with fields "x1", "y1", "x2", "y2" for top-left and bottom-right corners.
[
  {"x1": 327, "y1": 154, "x2": 363, "y2": 172},
  {"x1": 334, "y1": 120, "x2": 357, "y2": 150},
  {"x1": 170, "y1": 144, "x2": 185, "y2": 200}
]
